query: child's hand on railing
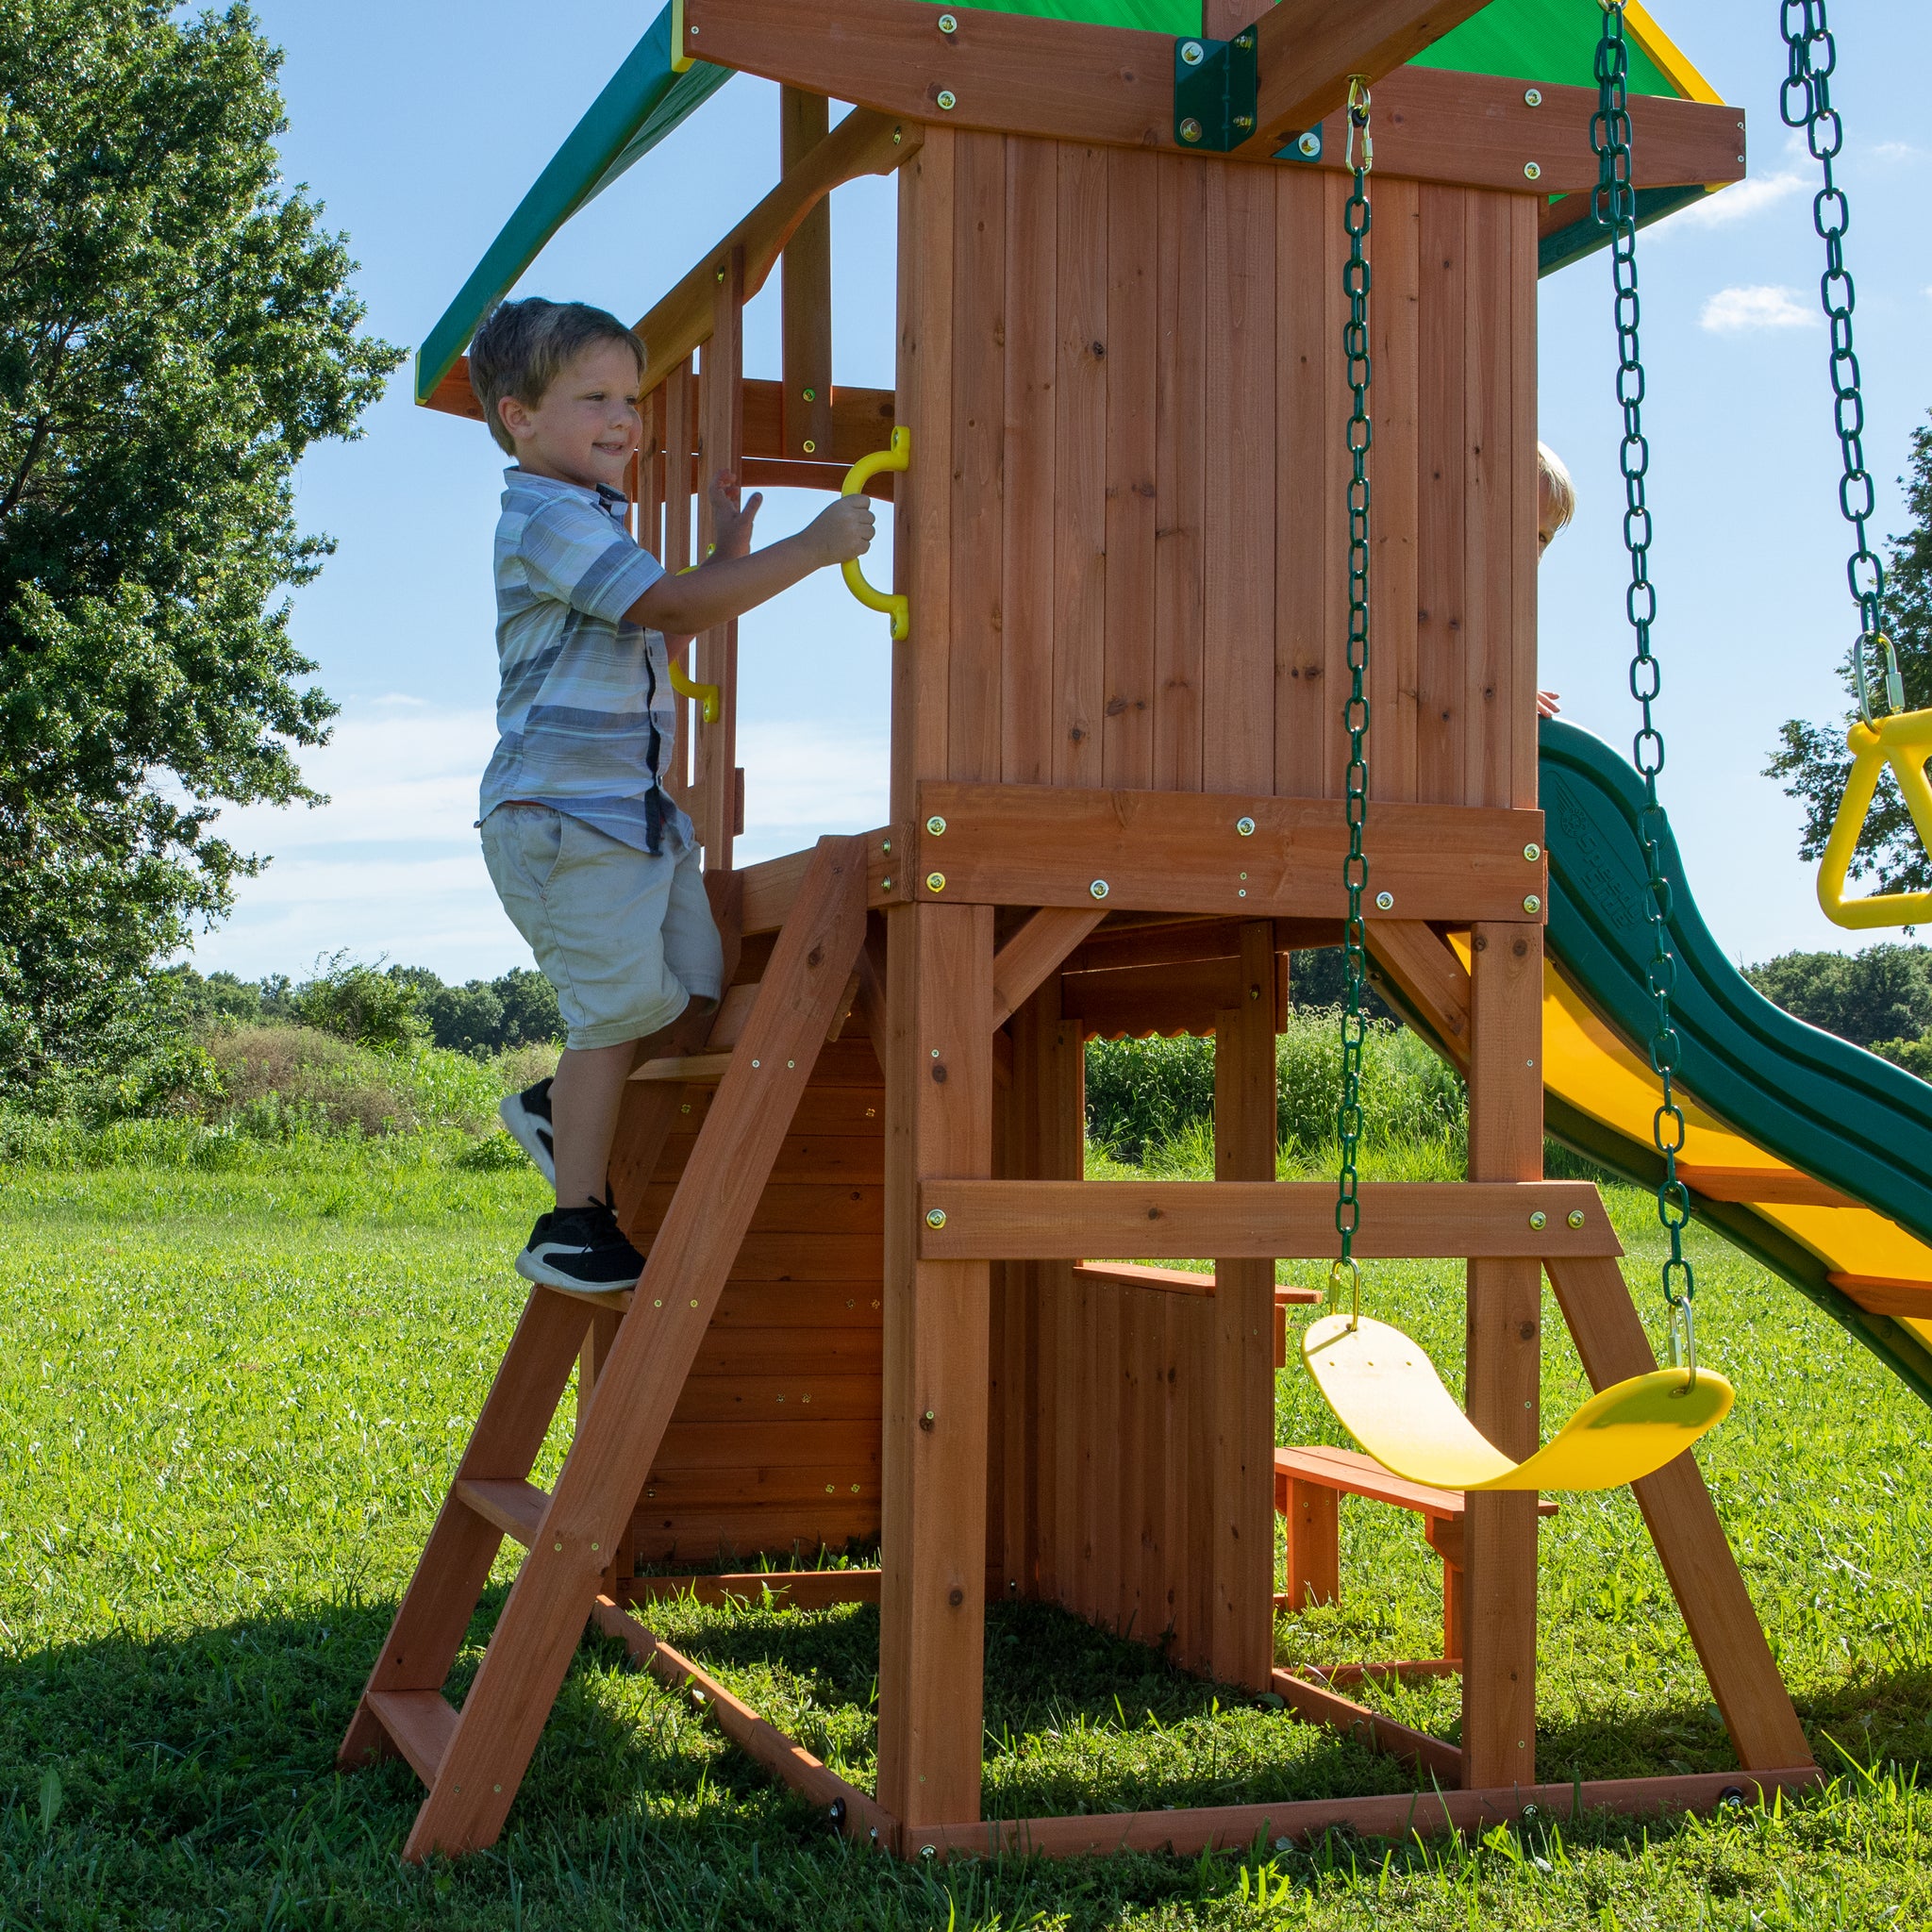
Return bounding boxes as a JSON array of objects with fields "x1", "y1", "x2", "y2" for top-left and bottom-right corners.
[{"x1": 806, "y1": 493, "x2": 876, "y2": 567}]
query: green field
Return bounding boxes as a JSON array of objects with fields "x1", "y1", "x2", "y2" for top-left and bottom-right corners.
[{"x1": 2, "y1": 1134, "x2": 1928, "y2": 1929}]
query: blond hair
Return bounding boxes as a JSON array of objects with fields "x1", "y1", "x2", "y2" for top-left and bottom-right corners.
[
  {"x1": 1538, "y1": 441, "x2": 1576, "y2": 547},
  {"x1": 469, "y1": 298, "x2": 644, "y2": 455}
]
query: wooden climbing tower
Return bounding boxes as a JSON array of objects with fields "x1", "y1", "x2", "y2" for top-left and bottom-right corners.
[{"x1": 345, "y1": 0, "x2": 1821, "y2": 1861}]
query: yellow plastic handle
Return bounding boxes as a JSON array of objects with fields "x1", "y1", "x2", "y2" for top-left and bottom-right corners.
[
  {"x1": 1817, "y1": 708, "x2": 1932, "y2": 929},
  {"x1": 841, "y1": 426, "x2": 911, "y2": 641},
  {"x1": 667, "y1": 561, "x2": 721, "y2": 723}
]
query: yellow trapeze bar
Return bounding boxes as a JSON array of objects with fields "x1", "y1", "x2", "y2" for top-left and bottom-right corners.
[
  {"x1": 1817, "y1": 708, "x2": 1932, "y2": 930},
  {"x1": 1301, "y1": 1313, "x2": 1733, "y2": 1493}
]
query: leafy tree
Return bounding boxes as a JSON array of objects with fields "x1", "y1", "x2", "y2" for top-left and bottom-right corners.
[
  {"x1": 1743, "y1": 944, "x2": 1932, "y2": 1051},
  {"x1": 413, "y1": 965, "x2": 563, "y2": 1058},
  {"x1": 1767, "y1": 415, "x2": 1932, "y2": 891},
  {"x1": 291, "y1": 953, "x2": 425, "y2": 1054},
  {"x1": 0, "y1": 2, "x2": 402, "y2": 1094}
]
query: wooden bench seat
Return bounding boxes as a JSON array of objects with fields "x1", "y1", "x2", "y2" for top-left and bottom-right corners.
[{"x1": 1274, "y1": 1445, "x2": 1557, "y2": 1667}]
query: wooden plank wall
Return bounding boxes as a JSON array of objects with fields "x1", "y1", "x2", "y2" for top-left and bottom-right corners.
[
  {"x1": 908, "y1": 133, "x2": 1540, "y2": 1672},
  {"x1": 621, "y1": 1037, "x2": 886, "y2": 1564},
  {"x1": 894, "y1": 129, "x2": 1540, "y2": 822}
]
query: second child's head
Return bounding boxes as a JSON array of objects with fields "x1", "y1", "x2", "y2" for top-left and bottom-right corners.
[
  {"x1": 471, "y1": 297, "x2": 645, "y2": 493},
  {"x1": 1538, "y1": 441, "x2": 1576, "y2": 558}
]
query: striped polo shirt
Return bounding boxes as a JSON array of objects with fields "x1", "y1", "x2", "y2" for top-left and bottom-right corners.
[{"x1": 478, "y1": 467, "x2": 693, "y2": 855}]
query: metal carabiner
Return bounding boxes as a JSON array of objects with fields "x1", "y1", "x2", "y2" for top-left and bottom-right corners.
[
  {"x1": 1854, "y1": 630, "x2": 1904, "y2": 727},
  {"x1": 1326, "y1": 1257, "x2": 1361, "y2": 1331},
  {"x1": 1667, "y1": 1295, "x2": 1698, "y2": 1391},
  {"x1": 1344, "y1": 76, "x2": 1373, "y2": 174}
]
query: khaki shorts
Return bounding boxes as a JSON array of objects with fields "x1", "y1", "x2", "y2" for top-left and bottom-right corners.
[{"x1": 481, "y1": 804, "x2": 723, "y2": 1050}]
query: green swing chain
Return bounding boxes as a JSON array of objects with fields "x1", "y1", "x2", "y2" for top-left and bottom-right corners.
[
  {"x1": 1779, "y1": 0, "x2": 1895, "y2": 723},
  {"x1": 1331, "y1": 78, "x2": 1374, "y2": 1323},
  {"x1": 1592, "y1": 2, "x2": 1697, "y2": 1376}
]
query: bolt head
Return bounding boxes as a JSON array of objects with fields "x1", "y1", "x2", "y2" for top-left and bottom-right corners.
[
  {"x1": 1179, "y1": 116, "x2": 1203, "y2": 143},
  {"x1": 1524, "y1": 87, "x2": 1542, "y2": 108},
  {"x1": 1529, "y1": 1210, "x2": 1548, "y2": 1231},
  {"x1": 1567, "y1": 1208, "x2": 1587, "y2": 1229},
  {"x1": 936, "y1": 88, "x2": 958, "y2": 111},
  {"x1": 1237, "y1": 815, "x2": 1257, "y2": 837},
  {"x1": 1375, "y1": 891, "x2": 1394, "y2": 911},
  {"x1": 802, "y1": 439, "x2": 816, "y2": 454},
  {"x1": 937, "y1": 10, "x2": 958, "y2": 29},
  {"x1": 1297, "y1": 131, "x2": 1321, "y2": 158},
  {"x1": 1090, "y1": 878, "x2": 1109, "y2": 899},
  {"x1": 926, "y1": 1209, "x2": 947, "y2": 1232},
  {"x1": 1524, "y1": 841, "x2": 1541, "y2": 862},
  {"x1": 925, "y1": 814, "x2": 947, "y2": 836},
  {"x1": 879, "y1": 877, "x2": 892, "y2": 891},
  {"x1": 1524, "y1": 161, "x2": 1542, "y2": 181},
  {"x1": 1234, "y1": 115, "x2": 1254, "y2": 130},
  {"x1": 1179, "y1": 39, "x2": 1204, "y2": 64},
  {"x1": 925, "y1": 871, "x2": 946, "y2": 892},
  {"x1": 1523, "y1": 893, "x2": 1542, "y2": 914},
  {"x1": 803, "y1": 387, "x2": 816, "y2": 401}
]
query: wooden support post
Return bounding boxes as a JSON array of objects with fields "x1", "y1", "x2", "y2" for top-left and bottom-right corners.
[
  {"x1": 1545, "y1": 1255, "x2": 1814, "y2": 1772},
  {"x1": 1281, "y1": 1480, "x2": 1339, "y2": 1612},
  {"x1": 698, "y1": 250, "x2": 745, "y2": 871},
  {"x1": 661, "y1": 357, "x2": 698, "y2": 822},
  {"x1": 1210, "y1": 920, "x2": 1277, "y2": 1690},
  {"x1": 780, "y1": 89, "x2": 835, "y2": 462},
  {"x1": 1461, "y1": 920, "x2": 1543, "y2": 1787},
  {"x1": 878, "y1": 899, "x2": 995, "y2": 1830}
]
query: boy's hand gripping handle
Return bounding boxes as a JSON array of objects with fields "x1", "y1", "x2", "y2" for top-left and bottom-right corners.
[{"x1": 841, "y1": 427, "x2": 911, "y2": 641}]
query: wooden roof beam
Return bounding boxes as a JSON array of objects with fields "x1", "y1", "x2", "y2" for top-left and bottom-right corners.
[{"x1": 1243, "y1": 1, "x2": 1492, "y2": 156}]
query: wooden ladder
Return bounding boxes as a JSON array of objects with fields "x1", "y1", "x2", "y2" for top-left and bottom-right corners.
[{"x1": 338, "y1": 837, "x2": 869, "y2": 1860}]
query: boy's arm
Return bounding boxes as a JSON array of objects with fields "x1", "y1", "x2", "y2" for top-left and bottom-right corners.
[{"x1": 628, "y1": 494, "x2": 874, "y2": 634}]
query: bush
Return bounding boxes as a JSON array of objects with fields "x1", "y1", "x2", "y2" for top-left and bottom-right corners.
[
  {"x1": 289, "y1": 952, "x2": 426, "y2": 1052},
  {"x1": 1085, "y1": 1008, "x2": 1467, "y2": 1163}
]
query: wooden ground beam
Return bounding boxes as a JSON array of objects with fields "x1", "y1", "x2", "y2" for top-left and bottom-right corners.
[
  {"x1": 1210, "y1": 921, "x2": 1277, "y2": 1690},
  {"x1": 909, "y1": 1768, "x2": 1822, "y2": 1861},
  {"x1": 1460, "y1": 920, "x2": 1545, "y2": 1788}
]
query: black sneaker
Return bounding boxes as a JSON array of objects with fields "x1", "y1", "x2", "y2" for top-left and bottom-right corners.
[
  {"x1": 516, "y1": 1198, "x2": 645, "y2": 1292},
  {"x1": 499, "y1": 1077, "x2": 556, "y2": 1185}
]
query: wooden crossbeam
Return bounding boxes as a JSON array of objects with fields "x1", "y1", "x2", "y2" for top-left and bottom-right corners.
[
  {"x1": 1244, "y1": 0, "x2": 1490, "y2": 150},
  {"x1": 990, "y1": 908, "x2": 1106, "y2": 1027},
  {"x1": 916, "y1": 1180, "x2": 1620, "y2": 1260},
  {"x1": 679, "y1": 0, "x2": 1745, "y2": 195},
  {"x1": 915, "y1": 783, "x2": 1545, "y2": 924}
]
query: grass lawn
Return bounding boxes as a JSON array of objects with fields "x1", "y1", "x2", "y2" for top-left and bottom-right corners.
[{"x1": 1, "y1": 1134, "x2": 1928, "y2": 1928}]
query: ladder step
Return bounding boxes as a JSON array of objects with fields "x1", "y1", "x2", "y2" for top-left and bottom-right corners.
[
  {"x1": 454, "y1": 1476, "x2": 549, "y2": 1546},
  {"x1": 631, "y1": 1051, "x2": 735, "y2": 1084},
  {"x1": 366, "y1": 1690, "x2": 460, "y2": 1787}
]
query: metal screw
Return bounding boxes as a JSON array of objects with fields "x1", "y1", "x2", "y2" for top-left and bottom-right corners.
[
  {"x1": 1238, "y1": 889, "x2": 1247, "y2": 898},
  {"x1": 787, "y1": 1058, "x2": 795, "y2": 1069},
  {"x1": 803, "y1": 387, "x2": 817, "y2": 401},
  {"x1": 690, "y1": 1298, "x2": 698, "y2": 1307},
  {"x1": 554, "y1": 1541, "x2": 563, "y2": 1553},
  {"x1": 1179, "y1": 116, "x2": 1203, "y2": 143},
  {"x1": 1523, "y1": 893, "x2": 1542, "y2": 914},
  {"x1": 1524, "y1": 841, "x2": 1541, "y2": 862},
  {"x1": 936, "y1": 88, "x2": 958, "y2": 110},
  {"x1": 1528, "y1": 1210, "x2": 1547, "y2": 1231},
  {"x1": 892, "y1": 128, "x2": 902, "y2": 144},
  {"x1": 1236, "y1": 815, "x2": 1257, "y2": 837},
  {"x1": 751, "y1": 1058, "x2": 760, "y2": 1068},
  {"x1": 926, "y1": 814, "x2": 947, "y2": 836},
  {"x1": 1179, "y1": 39, "x2": 1204, "y2": 64},
  {"x1": 591, "y1": 1542, "x2": 599, "y2": 1553},
  {"x1": 880, "y1": 877, "x2": 892, "y2": 891},
  {"x1": 931, "y1": 1047, "x2": 941, "y2": 1058},
  {"x1": 802, "y1": 439, "x2": 816, "y2": 453},
  {"x1": 1090, "y1": 879, "x2": 1109, "y2": 900},
  {"x1": 925, "y1": 1208, "x2": 947, "y2": 1229},
  {"x1": 1234, "y1": 115, "x2": 1254, "y2": 130},
  {"x1": 1297, "y1": 131, "x2": 1321, "y2": 158},
  {"x1": 1235, "y1": 31, "x2": 1253, "y2": 48},
  {"x1": 937, "y1": 9, "x2": 958, "y2": 28},
  {"x1": 1567, "y1": 1208, "x2": 1586, "y2": 1229},
  {"x1": 920, "y1": 1410, "x2": 936, "y2": 1431},
  {"x1": 1375, "y1": 891, "x2": 1394, "y2": 911},
  {"x1": 1524, "y1": 161, "x2": 1542, "y2": 181},
  {"x1": 654, "y1": 1298, "x2": 663, "y2": 1307},
  {"x1": 1524, "y1": 87, "x2": 1542, "y2": 108},
  {"x1": 926, "y1": 871, "x2": 946, "y2": 892}
]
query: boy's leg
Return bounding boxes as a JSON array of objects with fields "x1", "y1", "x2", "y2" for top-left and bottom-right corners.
[{"x1": 549, "y1": 1040, "x2": 640, "y2": 1210}]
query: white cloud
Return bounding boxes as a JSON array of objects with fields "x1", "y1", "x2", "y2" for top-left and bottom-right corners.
[
  {"x1": 1874, "y1": 141, "x2": 1923, "y2": 162},
  {"x1": 186, "y1": 701, "x2": 891, "y2": 980},
  {"x1": 1677, "y1": 172, "x2": 1807, "y2": 227},
  {"x1": 1700, "y1": 285, "x2": 1817, "y2": 333}
]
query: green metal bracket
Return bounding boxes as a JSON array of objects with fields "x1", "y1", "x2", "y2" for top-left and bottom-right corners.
[
  {"x1": 1274, "y1": 124, "x2": 1324, "y2": 163},
  {"x1": 1172, "y1": 25, "x2": 1257, "y2": 153}
]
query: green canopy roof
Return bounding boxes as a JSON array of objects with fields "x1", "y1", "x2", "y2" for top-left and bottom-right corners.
[{"x1": 415, "y1": 0, "x2": 1720, "y2": 403}]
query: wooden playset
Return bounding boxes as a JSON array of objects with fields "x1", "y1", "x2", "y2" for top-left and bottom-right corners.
[{"x1": 339, "y1": 0, "x2": 1932, "y2": 1866}]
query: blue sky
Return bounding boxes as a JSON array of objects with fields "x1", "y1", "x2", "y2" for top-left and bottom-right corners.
[{"x1": 195, "y1": 0, "x2": 1932, "y2": 984}]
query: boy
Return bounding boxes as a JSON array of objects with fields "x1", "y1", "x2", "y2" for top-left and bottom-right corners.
[{"x1": 469, "y1": 297, "x2": 875, "y2": 1291}]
